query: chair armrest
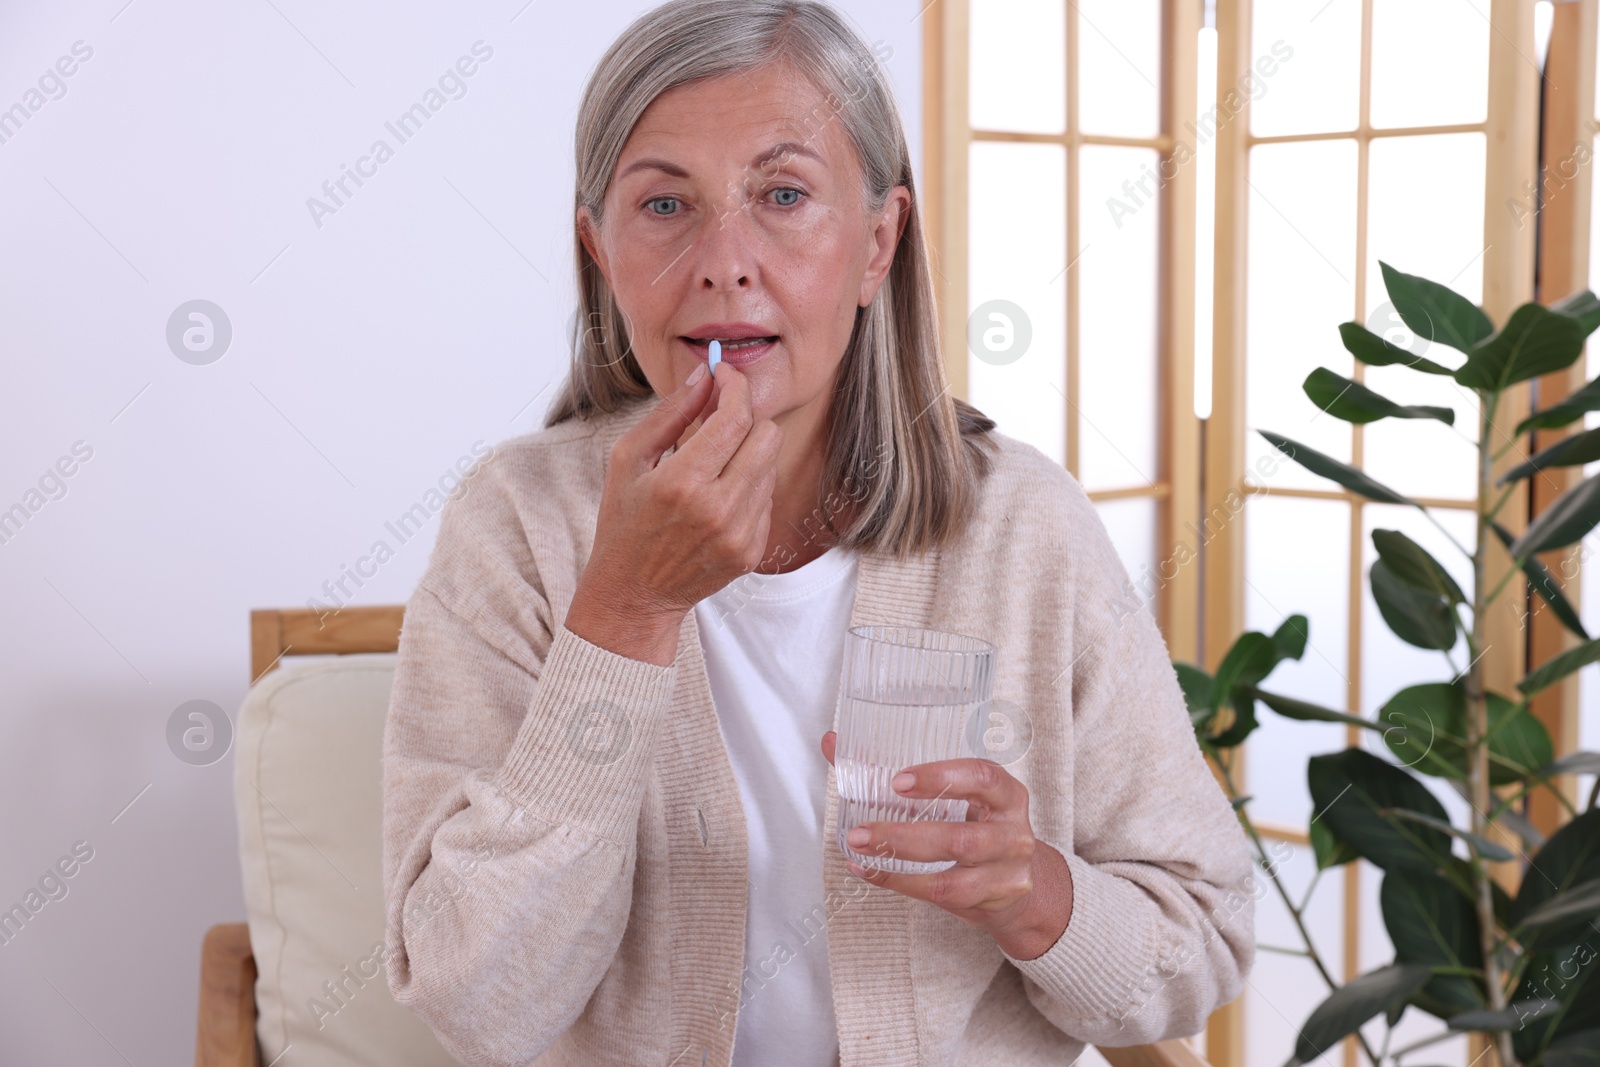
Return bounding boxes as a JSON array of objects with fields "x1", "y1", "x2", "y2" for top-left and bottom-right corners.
[
  {"x1": 1100, "y1": 1039, "x2": 1212, "y2": 1067},
  {"x1": 196, "y1": 923, "x2": 260, "y2": 1067}
]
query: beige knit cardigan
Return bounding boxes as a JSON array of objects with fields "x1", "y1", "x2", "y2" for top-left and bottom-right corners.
[{"x1": 381, "y1": 395, "x2": 1256, "y2": 1067}]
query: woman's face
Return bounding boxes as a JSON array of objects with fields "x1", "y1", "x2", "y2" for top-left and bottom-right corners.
[{"x1": 578, "y1": 59, "x2": 909, "y2": 432}]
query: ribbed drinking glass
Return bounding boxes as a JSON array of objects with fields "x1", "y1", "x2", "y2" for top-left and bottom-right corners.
[{"x1": 834, "y1": 625, "x2": 997, "y2": 875}]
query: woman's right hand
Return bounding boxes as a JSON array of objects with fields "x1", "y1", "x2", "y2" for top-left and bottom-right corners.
[{"x1": 563, "y1": 362, "x2": 784, "y2": 664}]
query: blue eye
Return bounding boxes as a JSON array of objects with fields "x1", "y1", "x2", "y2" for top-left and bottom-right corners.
[
  {"x1": 771, "y1": 188, "x2": 803, "y2": 206},
  {"x1": 647, "y1": 197, "x2": 680, "y2": 216}
]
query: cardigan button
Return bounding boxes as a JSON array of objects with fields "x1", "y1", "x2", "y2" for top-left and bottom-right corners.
[{"x1": 695, "y1": 807, "x2": 709, "y2": 847}]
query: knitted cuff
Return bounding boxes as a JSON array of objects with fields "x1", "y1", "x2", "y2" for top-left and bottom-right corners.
[
  {"x1": 1001, "y1": 851, "x2": 1161, "y2": 1026},
  {"x1": 491, "y1": 622, "x2": 679, "y2": 843}
]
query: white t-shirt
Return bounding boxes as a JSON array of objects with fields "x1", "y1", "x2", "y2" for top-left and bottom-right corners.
[{"x1": 692, "y1": 544, "x2": 858, "y2": 1067}]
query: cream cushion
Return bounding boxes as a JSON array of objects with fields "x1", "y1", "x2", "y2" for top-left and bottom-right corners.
[{"x1": 235, "y1": 652, "x2": 461, "y2": 1066}]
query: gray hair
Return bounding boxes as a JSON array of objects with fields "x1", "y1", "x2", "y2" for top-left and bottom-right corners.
[{"x1": 546, "y1": 0, "x2": 997, "y2": 560}]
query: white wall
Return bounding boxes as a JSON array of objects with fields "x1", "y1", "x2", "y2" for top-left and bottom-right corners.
[{"x1": 0, "y1": 1, "x2": 923, "y2": 1061}]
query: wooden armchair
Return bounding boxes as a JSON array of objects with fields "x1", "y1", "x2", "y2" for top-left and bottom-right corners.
[
  {"x1": 199, "y1": 606, "x2": 406, "y2": 1067},
  {"x1": 196, "y1": 605, "x2": 1213, "y2": 1067}
]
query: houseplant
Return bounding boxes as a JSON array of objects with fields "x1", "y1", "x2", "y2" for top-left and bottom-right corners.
[{"x1": 1178, "y1": 262, "x2": 1600, "y2": 1067}]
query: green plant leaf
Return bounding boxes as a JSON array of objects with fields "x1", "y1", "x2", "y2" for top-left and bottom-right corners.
[
  {"x1": 1513, "y1": 810, "x2": 1600, "y2": 953},
  {"x1": 1380, "y1": 808, "x2": 1515, "y2": 862},
  {"x1": 1303, "y1": 368, "x2": 1456, "y2": 425},
  {"x1": 1310, "y1": 818, "x2": 1358, "y2": 869},
  {"x1": 1513, "y1": 948, "x2": 1600, "y2": 1062},
  {"x1": 1202, "y1": 625, "x2": 1309, "y2": 749},
  {"x1": 1338, "y1": 321, "x2": 1456, "y2": 375},
  {"x1": 1499, "y1": 808, "x2": 1548, "y2": 849},
  {"x1": 1378, "y1": 683, "x2": 1553, "y2": 786},
  {"x1": 1380, "y1": 869, "x2": 1485, "y2": 1019},
  {"x1": 1553, "y1": 289, "x2": 1600, "y2": 335},
  {"x1": 1381, "y1": 261, "x2": 1495, "y2": 354},
  {"x1": 1511, "y1": 470, "x2": 1600, "y2": 559},
  {"x1": 1206, "y1": 632, "x2": 1279, "y2": 748},
  {"x1": 1538, "y1": 751, "x2": 1600, "y2": 778},
  {"x1": 1372, "y1": 559, "x2": 1458, "y2": 650},
  {"x1": 1259, "y1": 430, "x2": 1415, "y2": 505},
  {"x1": 1309, "y1": 748, "x2": 1454, "y2": 875},
  {"x1": 1210, "y1": 633, "x2": 1282, "y2": 703},
  {"x1": 1484, "y1": 704, "x2": 1560, "y2": 788},
  {"x1": 1273, "y1": 615, "x2": 1310, "y2": 661},
  {"x1": 1285, "y1": 962, "x2": 1434, "y2": 1067},
  {"x1": 1543, "y1": 1029, "x2": 1600, "y2": 1067},
  {"x1": 1247, "y1": 687, "x2": 1379, "y2": 730},
  {"x1": 1378, "y1": 685, "x2": 1460, "y2": 778},
  {"x1": 1491, "y1": 522, "x2": 1589, "y2": 641},
  {"x1": 1497, "y1": 427, "x2": 1600, "y2": 486},
  {"x1": 1372, "y1": 529, "x2": 1468, "y2": 604},
  {"x1": 1521, "y1": 638, "x2": 1600, "y2": 697},
  {"x1": 1454, "y1": 302, "x2": 1588, "y2": 391},
  {"x1": 1517, "y1": 375, "x2": 1600, "y2": 435},
  {"x1": 1208, "y1": 696, "x2": 1260, "y2": 749},
  {"x1": 1518, "y1": 878, "x2": 1600, "y2": 943},
  {"x1": 1175, "y1": 662, "x2": 1213, "y2": 719},
  {"x1": 1448, "y1": 1001, "x2": 1562, "y2": 1031}
]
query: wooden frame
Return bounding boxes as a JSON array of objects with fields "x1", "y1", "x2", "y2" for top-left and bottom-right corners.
[
  {"x1": 1202, "y1": 1, "x2": 1253, "y2": 1062},
  {"x1": 924, "y1": 0, "x2": 968, "y2": 405},
  {"x1": 1161, "y1": 0, "x2": 1204, "y2": 664},
  {"x1": 198, "y1": 607, "x2": 408, "y2": 1066},
  {"x1": 1528, "y1": 0, "x2": 1599, "y2": 835},
  {"x1": 1204, "y1": 1, "x2": 1546, "y2": 1066},
  {"x1": 925, "y1": 0, "x2": 1202, "y2": 657},
  {"x1": 196, "y1": 923, "x2": 260, "y2": 1067},
  {"x1": 1103, "y1": 1039, "x2": 1215, "y2": 1067},
  {"x1": 249, "y1": 605, "x2": 405, "y2": 684},
  {"x1": 1481, "y1": 0, "x2": 1542, "y2": 750}
]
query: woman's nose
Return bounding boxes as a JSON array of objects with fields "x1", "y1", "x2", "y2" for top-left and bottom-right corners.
[{"x1": 693, "y1": 189, "x2": 758, "y2": 290}]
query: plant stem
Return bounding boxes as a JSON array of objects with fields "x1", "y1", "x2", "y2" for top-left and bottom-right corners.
[
  {"x1": 1491, "y1": 774, "x2": 1579, "y2": 821},
  {"x1": 1256, "y1": 943, "x2": 1312, "y2": 957},
  {"x1": 1491, "y1": 434, "x2": 1525, "y2": 464},
  {"x1": 1486, "y1": 481, "x2": 1519, "y2": 523},
  {"x1": 1487, "y1": 785, "x2": 1533, "y2": 821},
  {"x1": 1470, "y1": 390, "x2": 1515, "y2": 1067},
  {"x1": 1453, "y1": 604, "x2": 1475, "y2": 652},
  {"x1": 1214, "y1": 759, "x2": 1381, "y2": 1066},
  {"x1": 1504, "y1": 946, "x2": 1535, "y2": 989},
  {"x1": 1298, "y1": 866, "x2": 1324, "y2": 913},
  {"x1": 1482, "y1": 557, "x2": 1525, "y2": 609},
  {"x1": 1422, "y1": 505, "x2": 1476, "y2": 561},
  {"x1": 1389, "y1": 1027, "x2": 1463, "y2": 1062}
]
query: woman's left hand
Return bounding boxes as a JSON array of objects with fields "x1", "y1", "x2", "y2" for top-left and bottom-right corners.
[{"x1": 819, "y1": 731, "x2": 1074, "y2": 961}]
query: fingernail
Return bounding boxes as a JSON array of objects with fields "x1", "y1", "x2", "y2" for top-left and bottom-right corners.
[
  {"x1": 686, "y1": 363, "x2": 707, "y2": 386},
  {"x1": 847, "y1": 827, "x2": 870, "y2": 846},
  {"x1": 892, "y1": 772, "x2": 915, "y2": 792}
]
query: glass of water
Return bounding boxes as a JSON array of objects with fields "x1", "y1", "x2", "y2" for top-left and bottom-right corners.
[{"x1": 834, "y1": 625, "x2": 997, "y2": 875}]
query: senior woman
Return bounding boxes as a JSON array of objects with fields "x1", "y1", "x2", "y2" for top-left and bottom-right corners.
[{"x1": 381, "y1": 1, "x2": 1255, "y2": 1065}]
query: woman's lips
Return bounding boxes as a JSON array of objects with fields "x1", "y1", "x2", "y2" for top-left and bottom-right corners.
[{"x1": 679, "y1": 336, "x2": 778, "y2": 368}]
